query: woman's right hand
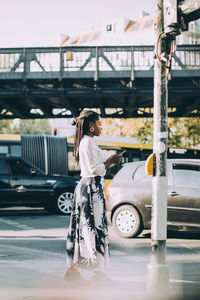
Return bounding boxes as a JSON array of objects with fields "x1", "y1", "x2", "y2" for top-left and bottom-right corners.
[
  {"x1": 104, "y1": 154, "x2": 122, "y2": 169},
  {"x1": 109, "y1": 154, "x2": 122, "y2": 164}
]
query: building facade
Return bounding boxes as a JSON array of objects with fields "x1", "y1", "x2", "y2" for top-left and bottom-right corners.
[{"x1": 61, "y1": 13, "x2": 200, "y2": 47}]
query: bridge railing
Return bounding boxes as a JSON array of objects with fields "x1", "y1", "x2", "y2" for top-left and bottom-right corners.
[{"x1": 0, "y1": 45, "x2": 199, "y2": 79}]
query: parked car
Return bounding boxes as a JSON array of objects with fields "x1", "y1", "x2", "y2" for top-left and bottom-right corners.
[
  {"x1": 107, "y1": 159, "x2": 200, "y2": 238},
  {"x1": 0, "y1": 156, "x2": 79, "y2": 214}
]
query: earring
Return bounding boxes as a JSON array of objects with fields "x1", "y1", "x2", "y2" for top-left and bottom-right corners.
[{"x1": 90, "y1": 127, "x2": 94, "y2": 132}]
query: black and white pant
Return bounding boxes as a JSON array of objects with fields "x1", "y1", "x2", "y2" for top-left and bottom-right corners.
[{"x1": 66, "y1": 176, "x2": 110, "y2": 272}]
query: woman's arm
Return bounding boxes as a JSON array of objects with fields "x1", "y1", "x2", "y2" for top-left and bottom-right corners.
[
  {"x1": 80, "y1": 139, "x2": 122, "y2": 175},
  {"x1": 104, "y1": 154, "x2": 122, "y2": 169}
]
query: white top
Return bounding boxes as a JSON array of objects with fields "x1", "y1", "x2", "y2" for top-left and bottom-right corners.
[{"x1": 79, "y1": 135, "x2": 106, "y2": 177}]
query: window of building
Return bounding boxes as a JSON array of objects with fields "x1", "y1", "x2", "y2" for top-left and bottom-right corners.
[
  {"x1": 106, "y1": 24, "x2": 112, "y2": 32},
  {"x1": 129, "y1": 22, "x2": 140, "y2": 32},
  {"x1": 69, "y1": 36, "x2": 79, "y2": 45},
  {"x1": 79, "y1": 35, "x2": 89, "y2": 44},
  {"x1": 10, "y1": 145, "x2": 21, "y2": 157},
  {"x1": 142, "y1": 19, "x2": 154, "y2": 30},
  {"x1": 90, "y1": 32, "x2": 101, "y2": 41},
  {"x1": 0, "y1": 145, "x2": 8, "y2": 155}
]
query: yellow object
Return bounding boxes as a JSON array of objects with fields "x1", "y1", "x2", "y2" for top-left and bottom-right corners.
[
  {"x1": 145, "y1": 153, "x2": 154, "y2": 175},
  {"x1": 0, "y1": 134, "x2": 21, "y2": 141},
  {"x1": 66, "y1": 51, "x2": 74, "y2": 61},
  {"x1": 104, "y1": 179, "x2": 112, "y2": 200}
]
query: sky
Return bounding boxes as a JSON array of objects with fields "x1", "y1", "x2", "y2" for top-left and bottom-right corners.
[{"x1": 0, "y1": 0, "x2": 155, "y2": 48}]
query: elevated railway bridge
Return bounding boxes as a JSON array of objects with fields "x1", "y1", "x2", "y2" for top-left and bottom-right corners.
[{"x1": 0, "y1": 45, "x2": 200, "y2": 119}]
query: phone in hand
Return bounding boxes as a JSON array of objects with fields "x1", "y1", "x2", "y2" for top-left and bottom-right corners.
[{"x1": 119, "y1": 150, "x2": 127, "y2": 156}]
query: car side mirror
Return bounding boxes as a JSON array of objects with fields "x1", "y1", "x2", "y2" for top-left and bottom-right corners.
[{"x1": 30, "y1": 168, "x2": 37, "y2": 176}]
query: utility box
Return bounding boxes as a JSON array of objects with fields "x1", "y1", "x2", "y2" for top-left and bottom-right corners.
[{"x1": 163, "y1": 0, "x2": 179, "y2": 35}]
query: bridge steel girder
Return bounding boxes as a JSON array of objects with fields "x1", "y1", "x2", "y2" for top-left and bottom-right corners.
[{"x1": 0, "y1": 45, "x2": 199, "y2": 119}]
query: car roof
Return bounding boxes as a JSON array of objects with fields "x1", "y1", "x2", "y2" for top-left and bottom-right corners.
[
  {"x1": 113, "y1": 158, "x2": 200, "y2": 183},
  {"x1": 124, "y1": 158, "x2": 200, "y2": 167}
]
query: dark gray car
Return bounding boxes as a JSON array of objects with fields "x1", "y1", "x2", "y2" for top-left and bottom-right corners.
[
  {"x1": 107, "y1": 159, "x2": 200, "y2": 238},
  {"x1": 0, "y1": 157, "x2": 79, "y2": 214}
]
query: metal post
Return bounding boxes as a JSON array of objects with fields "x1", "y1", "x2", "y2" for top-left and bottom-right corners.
[
  {"x1": 43, "y1": 135, "x2": 48, "y2": 175},
  {"x1": 23, "y1": 48, "x2": 27, "y2": 82},
  {"x1": 59, "y1": 47, "x2": 63, "y2": 82},
  {"x1": 147, "y1": 0, "x2": 169, "y2": 297},
  {"x1": 130, "y1": 46, "x2": 135, "y2": 83},
  {"x1": 94, "y1": 46, "x2": 99, "y2": 82}
]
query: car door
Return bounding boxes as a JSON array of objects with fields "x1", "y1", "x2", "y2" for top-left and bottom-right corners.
[
  {"x1": 167, "y1": 163, "x2": 200, "y2": 226},
  {"x1": 5, "y1": 159, "x2": 54, "y2": 204},
  {"x1": 133, "y1": 163, "x2": 153, "y2": 203},
  {"x1": 0, "y1": 158, "x2": 12, "y2": 202},
  {"x1": 131, "y1": 163, "x2": 153, "y2": 224}
]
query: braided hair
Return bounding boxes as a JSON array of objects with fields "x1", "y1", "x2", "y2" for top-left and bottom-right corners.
[{"x1": 72, "y1": 110, "x2": 100, "y2": 163}]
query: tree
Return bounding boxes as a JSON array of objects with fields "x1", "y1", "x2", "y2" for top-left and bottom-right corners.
[
  {"x1": 132, "y1": 118, "x2": 200, "y2": 149},
  {"x1": 0, "y1": 119, "x2": 13, "y2": 134},
  {"x1": 133, "y1": 119, "x2": 153, "y2": 144},
  {"x1": 168, "y1": 118, "x2": 184, "y2": 148},
  {"x1": 183, "y1": 118, "x2": 200, "y2": 148},
  {"x1": 102, "y1": 118, "x2": 146, "y2": 138},
  {"x1": 11, "y1": 119, "x2": 52, "y2": 135}
]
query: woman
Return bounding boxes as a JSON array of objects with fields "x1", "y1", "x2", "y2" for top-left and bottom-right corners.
[{"x1": 65, "y1": 109, "x2": 122, "y2": 284}]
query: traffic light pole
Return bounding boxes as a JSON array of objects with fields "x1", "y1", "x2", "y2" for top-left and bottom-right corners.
[{"x1": 147, "y1": 0, "x2": 169, "y2": 297}]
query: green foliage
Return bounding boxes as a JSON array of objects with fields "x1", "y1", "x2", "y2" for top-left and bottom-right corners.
[
  {"x1": 1, "y1": 117, "x2": 200, "y2": 149},
  {"x1": 12, "y1": 119, "x2": 51, "y2": 135},
  {"x1": 0, "y1": 119, "x2": 51, "y2": 135},
  {"x1": 0, "y1": 120, "x2": 13, "y2": 134},
  {"x1": 102, "y1": 118, "x2": 146, "y2": 137},
  {"x1": 132, "y1": 118, "x2": 200, "y2": 149},
  {"x1": 133, "y1": 119, "x2": 153, "y2": 144},
  {"x1": 183, "y1": 118, "x2": 200, "y2": 148},
  {"x1": 168, "y1": 118, "x2": 183, "y2": 148}
]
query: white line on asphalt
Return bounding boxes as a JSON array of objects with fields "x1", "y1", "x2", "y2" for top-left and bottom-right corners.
[
  {"x1": 111, "y1": 250, "x2": 125, "y2": 256},
  {"x1": 0, "y1": 218, "x2": 35, "y2": 230}
]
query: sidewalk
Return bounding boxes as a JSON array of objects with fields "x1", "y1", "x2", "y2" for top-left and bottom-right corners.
[
  {"x1": 0, "y1": 228, "x2": 200, "y2": 300},
  {"x1": 0, "y1": 247, "x2": 146, "y2": 300}
]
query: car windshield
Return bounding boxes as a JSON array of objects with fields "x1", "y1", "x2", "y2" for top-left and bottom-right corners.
[{"x1": 133, "y1": 164, "x2": 152, "y2": 182}]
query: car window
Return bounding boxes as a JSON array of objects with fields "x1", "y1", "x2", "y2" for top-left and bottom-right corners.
[
  {"x1": 133, "y1": 164, "x2": 152, "y2": 183},
  {"x1": 173, "y1": 164, "x2": 200, "y2": 188},
  {"x1": 0, "y1": 159, "x2": 9, "y2": 175},
  {"x1": 6, "y1": 160, "x2": 33, "y2": 176}
]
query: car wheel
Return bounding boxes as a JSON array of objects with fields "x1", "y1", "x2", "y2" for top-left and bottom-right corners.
[
  {"x1": 55, "y1": 190, "x2": 74, "y2": 215},
  {"x1": 112, "y1": 205, "x2": 143, "y2": 238}
]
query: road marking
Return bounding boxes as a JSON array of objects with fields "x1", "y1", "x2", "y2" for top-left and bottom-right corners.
[
  {"x1": 111, "y1": 250, "x2": 125, "y2": 256},
  {"x1": 0, "y1": 218, "x2": 35, "y2": 230}
]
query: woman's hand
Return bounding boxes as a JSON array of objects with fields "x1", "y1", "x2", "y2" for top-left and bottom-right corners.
[
  {"x1": 109, "y1": 154, "x2": 122, "y2": 164},
  {"x1": 104, "y1": 154, "x2": 122, "y2": 169}
]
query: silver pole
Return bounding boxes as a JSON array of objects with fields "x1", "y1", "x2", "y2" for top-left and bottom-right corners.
[
  {"x1": 43, "y1": 135, "x2": 48, "y2": 175},
  {"x1": 147, "y1": 0, "x2": 169, "y2": 297}
]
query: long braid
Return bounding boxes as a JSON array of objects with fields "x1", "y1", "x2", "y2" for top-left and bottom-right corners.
[
  {"x1": 72, "y1": 110, "x2": 100, "y2": 163},
  {"x1": 73, "y1": 118, "x2": 84, "y2": 163}
]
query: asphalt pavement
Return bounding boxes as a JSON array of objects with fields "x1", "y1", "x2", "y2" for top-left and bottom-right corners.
[{"x1": 0, "y1": 208, "x2": 200, "y2": 300}]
